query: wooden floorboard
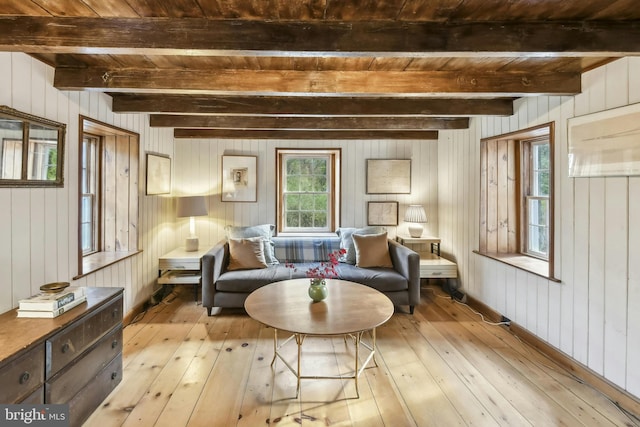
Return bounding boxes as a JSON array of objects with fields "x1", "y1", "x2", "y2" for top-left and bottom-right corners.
[{"x1": 85, "y1": 286, "x2": 640, "y2": 427}]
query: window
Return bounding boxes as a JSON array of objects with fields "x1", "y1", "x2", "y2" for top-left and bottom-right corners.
[
  {"x1": 523, "y1": 138, "x2": 550, "y2": 259},
  {"x1": 478, "y1": 123, "x2": 555, "y2": 279},
  {"x1": 81, "y1": 134, "x2": 99, "y2": 255},
  {"x1": 276, "y1": 148, "x2": 340, "y2": 234},
  {"x1": 77, "y1": 117, "x2": 140, "y2": 277}
]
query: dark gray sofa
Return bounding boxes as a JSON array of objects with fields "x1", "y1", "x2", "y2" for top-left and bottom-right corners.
[{"x1": 201, "y1": 235, "x2": 420, "y2": 315}]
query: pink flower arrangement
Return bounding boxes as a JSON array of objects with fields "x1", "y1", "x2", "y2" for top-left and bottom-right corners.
[{"x1": 285, "y1": 248, "x2": 346, "y2": 280}]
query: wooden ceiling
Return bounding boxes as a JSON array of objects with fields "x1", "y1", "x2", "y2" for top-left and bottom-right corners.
[{"x1": 1, "y1": 0, "x2": 639, "y2": 139}]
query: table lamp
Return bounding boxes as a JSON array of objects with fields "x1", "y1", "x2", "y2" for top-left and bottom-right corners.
[
  {"x1": 404, "y1": 204, "x2": 427, "y2": 238},
  {"x1": 177, "y1": 195, "x2": 208, "y2": 251}
]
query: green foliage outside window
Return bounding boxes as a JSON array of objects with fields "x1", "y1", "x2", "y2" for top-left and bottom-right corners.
[{"x1": 284, "y1": 157, "x2": 329, "y2": 229}]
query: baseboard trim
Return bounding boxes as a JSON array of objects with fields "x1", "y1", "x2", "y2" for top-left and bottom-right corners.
[
  {"x1": 466, "y1": 294, "x2": 640, "y2": 418},
  {"x1": 123, "y1": 299, "x2": 146, "y2": 326}
]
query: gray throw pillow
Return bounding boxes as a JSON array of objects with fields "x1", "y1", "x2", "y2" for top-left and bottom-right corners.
[{"x1": 225, "y1": 224, "x2": 279, "y2": 265}]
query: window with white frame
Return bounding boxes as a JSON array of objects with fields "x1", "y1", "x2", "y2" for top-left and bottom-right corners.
[
  {"x1": 523, "y1": 138, "x2": 550, "y2": 259},
  {"x1": 276, "y1": 148, "x2": 340, "y2": 233},
  {"x1": 81, "y1": 134, "x2": 99, "y2": 255}
]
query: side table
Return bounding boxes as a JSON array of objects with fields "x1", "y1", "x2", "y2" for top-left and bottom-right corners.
[
  {"x1": 395, "y1": 235, "x2": 458, "y2": 286},
  {"x1": 158, "y1": 245, "x2": 213, "y2": 301},
  {"x1": 395, "y1": 234, "x2": 441, "y2": 256}
]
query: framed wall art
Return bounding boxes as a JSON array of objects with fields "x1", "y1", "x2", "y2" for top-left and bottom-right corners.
[
  {"x1": 145, "y1": 152, "x2": 171, "y2": 195},
  {"x1": 366, "y1": 159, "x2": 411, "y2": 194},
  {"x1": 367, "y1": 201, "x2": 399, "y2": 226},
  {"x1": 568, "y1": 102, "x2": 640, "y2": 177},
  {"x1": 221, "y1": 155, "x2": 257, "y2": 202}
]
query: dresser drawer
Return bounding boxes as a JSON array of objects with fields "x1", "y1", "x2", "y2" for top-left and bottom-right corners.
[
  {"x1": 68, "y1": 354, "x2": 122, "y2": 427},
  {"x1": 46, "y1": 294, "x2": 123, "y2": 378},
  {"x1": 0, "y1": 346, "x2": 44, "y2": 403},
  {"x1": 20, "y1": 385, "x2": 44, "y2": 404},
  {"x1": 46, "y1": 325, "x2": 123, "y2": 403}
]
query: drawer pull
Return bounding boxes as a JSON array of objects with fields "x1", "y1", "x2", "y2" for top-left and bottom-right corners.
[
  {"x1": 111, "y1": 340, "x2": 118, "y2": 349},
  {"x1": 432, "y1": 272, "x2": 442, "y2": 275},
  {"x1": 19, "y1": 371, "x2": 30, "y2": 384},
  {"x1": 111, "y1": 372, "x2": 118, "y2": 380},
  {"x1": 61, "y1": 343, "x2": 70, "y2": 353},
  {"x1": 112, "y1": 309, "x2": 119, "y2": 318}
]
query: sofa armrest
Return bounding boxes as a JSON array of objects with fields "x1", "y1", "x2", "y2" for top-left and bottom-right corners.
[
  {"x1": 201, "y1": 239, "x2": 228, "y2": 309},
  {"x1": 388, "y1": 239, "x2": 421, "y2": 308}
]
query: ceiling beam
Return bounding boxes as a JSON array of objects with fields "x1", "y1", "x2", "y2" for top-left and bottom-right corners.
[
  {"x1": 150, "y1": 114, "x2": 468, "y2": 130},
  {"x1": 1, "y1": 17, "x2": 639, "y2": 57},
  {"x1": 111, "y1": 94, "x2": 514, "y2": 116},
  {"x1": 174, "y1": 129, "x2": 438, "y2": 139},
  {"x1": 55, "y1": 68, "x2": 580, "y2": 95}
]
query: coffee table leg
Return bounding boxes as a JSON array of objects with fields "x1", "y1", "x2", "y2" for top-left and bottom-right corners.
[
  {"x1": 372, "y1": 327, "x2": 378, "y2": 366},
  {"x1": 295, "y1": 333, "x2": 305, "y2": 398},
  {"x1": 270, "y1": 329, "x2": 278, "y2": 366},
  {"x1": 354, "y1": 331, "x2": 361, "y2": 398}
]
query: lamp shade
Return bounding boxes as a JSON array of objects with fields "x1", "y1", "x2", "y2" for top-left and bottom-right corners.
[
  {"x1": 404, "y1": 205, "x2": 427, "y2": 223},
  {"x1": 176, "y1": 196, "x2": 208, "y2": 218}
]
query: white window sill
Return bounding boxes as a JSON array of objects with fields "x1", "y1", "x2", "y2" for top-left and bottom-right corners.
[
  {"x1": 74, "y1": 250, "x2": 141, "y2": 279},
  {"x1": 473, "y1": 251, "x2": 560, "y2": 282}
]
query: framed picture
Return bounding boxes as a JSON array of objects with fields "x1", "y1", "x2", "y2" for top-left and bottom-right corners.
[
  {"x1": 145, "y1": 152, "x2": 171, "y2": 195},
  {"x1": 568, "y1": 102, "x2": 640, "y2": 177},
  {"x1": 366, "y1": 159, "x2": 411, "y2": 194},
  {"x1": 368, "y1": 201, "x2": 399, "y2": 226},
  {"x1": 221, "y1": 155, "x2": 257, "y2": 202}
]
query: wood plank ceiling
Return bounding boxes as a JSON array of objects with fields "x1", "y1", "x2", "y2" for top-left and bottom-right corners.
[{"x1": 1, "y1": 0, "x2": 639, "y2": 139}]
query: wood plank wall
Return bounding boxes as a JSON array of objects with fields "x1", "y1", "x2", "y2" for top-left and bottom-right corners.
[
  {"x1": 172, "y1": 139, "x2": 439, "y2": 249},
  {"x1": 437, "y1": 57, "x2": 640, "y2": 399},
  {"x1": 0, "y1": 52, "x2": 176, "y2": 315}
]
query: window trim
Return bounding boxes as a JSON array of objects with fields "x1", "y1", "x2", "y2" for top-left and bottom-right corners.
[
  {"x1": 521, "y1": 136, "x2": 551, "y2": 260},
  {"x1": 76, "y1": 116, "x2": 140, "y2": 278},
  {"x1": 81, "y1": 133, "x2": 100, "y2": 256},
  {"x1": 478, "y1": 122, "x2": 556, "y2": 280},
  {"x1": 276, "y1": 148, "x2": 341, "y2": 235}
]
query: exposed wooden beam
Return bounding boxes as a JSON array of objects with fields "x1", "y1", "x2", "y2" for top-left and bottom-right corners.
[
  {"x1": 1, "y1": 17, "x2": 639, "y2": 56},
  {"x1": 150, "y1": 114, "x2": 468, "y2": 130},
  {"x1": 174, "y1": 129, "x2": 438, "y2": 140},
  {"x1": 56, "y1": 68, "x2": 580, "y2": 95},
  {"x1": 112, "y1": 94, "x2": 514, "y2": 116}
]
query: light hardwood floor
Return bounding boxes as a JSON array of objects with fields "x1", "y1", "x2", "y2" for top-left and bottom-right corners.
[{"x1": 85, "y1": 285, "x2": 640, "y2": 427}]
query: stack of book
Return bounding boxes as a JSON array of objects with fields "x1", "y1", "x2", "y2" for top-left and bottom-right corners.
[{"x1": 17, "y1": 287, "x2": 87, "y2": 318}]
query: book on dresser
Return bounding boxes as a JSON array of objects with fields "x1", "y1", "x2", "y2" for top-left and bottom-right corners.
[
  {"x1": 17, "y1": 286, "x2": 87, "y2": 318},
  {"x1": 17, "y1": 294, "x2": 87, "y2": 318}
]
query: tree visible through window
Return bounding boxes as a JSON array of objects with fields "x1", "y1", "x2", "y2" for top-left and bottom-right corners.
[{"x1": 277, "y1": 149, "x2": 340, "y2": 233}]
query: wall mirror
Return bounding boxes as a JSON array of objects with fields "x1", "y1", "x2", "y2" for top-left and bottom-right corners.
[{"x1": 0, "y1": 105, "x2": 66, "y2": 187}]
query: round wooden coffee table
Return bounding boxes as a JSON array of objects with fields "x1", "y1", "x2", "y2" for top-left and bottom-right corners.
[{"x1": 244, "y1": 279, "x2": 394, "y2": 398}]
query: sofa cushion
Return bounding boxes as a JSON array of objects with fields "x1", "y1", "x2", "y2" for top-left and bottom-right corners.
[
  {"x1": 353, "y1": 232, "x2": 393, "y2": 268},
  {"x1": 217, "y1": 264, "x2": 316, "y2": 293},
  {"x1": 227, "y1": 237, "x2": 268, "y2": 271},
  {"x1": 336, "y1": 264, "x2": 408, "y2": 293},
  {"x1": 273, "y1": 237, "x2": 341, "y2": 263},
  {"x1": 225, "y1": 224, "x2": 278, "y2": 265},
  {"x1": 336, "y1": 226, "x2": 385, "y2": 264}
]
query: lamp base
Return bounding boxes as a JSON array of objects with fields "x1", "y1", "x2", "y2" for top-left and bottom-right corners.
[
  {"x1": 185, "y1": 236, "x2": 199, "y2": 252},
  {"x1": 407, "y1": 224, "x2": 424, "y2": 238}
]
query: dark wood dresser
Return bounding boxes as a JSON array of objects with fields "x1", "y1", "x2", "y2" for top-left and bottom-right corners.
[{"x1": 0, "y1": 287, "x2": 123, "y2": 426}]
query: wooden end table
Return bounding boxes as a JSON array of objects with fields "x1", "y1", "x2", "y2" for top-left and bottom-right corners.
[{"x1": 244, "y1": 279, "x2": 394, "y2": 399}]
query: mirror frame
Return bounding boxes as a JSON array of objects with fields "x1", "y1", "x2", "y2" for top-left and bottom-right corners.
[{"x1": 0, "y1": 105, "x2": 66, "y2": 187}]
